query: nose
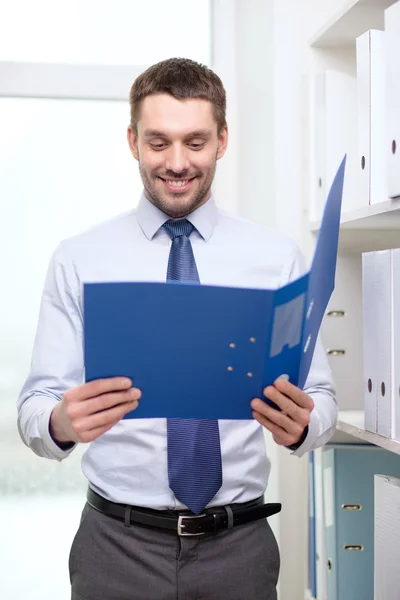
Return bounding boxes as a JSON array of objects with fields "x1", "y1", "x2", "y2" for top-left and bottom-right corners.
[{"x1": 165, "y1": 143, "x2": 190, "y2": 175}]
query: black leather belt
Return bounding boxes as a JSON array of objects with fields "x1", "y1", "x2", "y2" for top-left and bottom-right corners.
[{"x1": 87, "y1": 488, "x2": 282, "y2": 537}]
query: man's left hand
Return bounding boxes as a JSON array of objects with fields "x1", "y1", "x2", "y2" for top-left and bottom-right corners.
[{"x1": 250, "y1": 379, "x2": 314, "y2": 447}]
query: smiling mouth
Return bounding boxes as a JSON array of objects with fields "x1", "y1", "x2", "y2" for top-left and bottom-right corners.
[{"x1": 159, "y1": 177, "x2": 197, "y2": 192}]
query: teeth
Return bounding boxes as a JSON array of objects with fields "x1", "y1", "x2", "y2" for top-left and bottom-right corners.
[{"x1": 167, "y1": 180, "x2": 189, "y2": 187}]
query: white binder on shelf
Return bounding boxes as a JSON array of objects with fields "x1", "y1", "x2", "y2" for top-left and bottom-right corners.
[
  {"x1": 363, "y1": 249, "x2": 400, "y2": 439},
  {"x1": 322, "y1": 255, "x2": 363, "y2": 412},
  {"x1": 374, "y1": 474, "x2": 400, "y2": 600},
  {"x1": 391, "y1": 249, "x2": 400, "y2": 441},
  {"x1": 385, "y1": 2, "x2": 400, "y2": 199},
  {"x1": 356, "y1": 30, "x2": 387, "y2": 206},
  {"x1": 313, "y1": 70, "x2": 358, "y2": 222},
  {"x1": 362, "y1": 251, "x2": 391, "y2": 436}
]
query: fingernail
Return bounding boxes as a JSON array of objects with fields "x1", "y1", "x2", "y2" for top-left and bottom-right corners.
[{"x1": 121, "y1": 378, "x2": 132, "y2": 386}]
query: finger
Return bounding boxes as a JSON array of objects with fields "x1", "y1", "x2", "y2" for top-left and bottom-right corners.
[
  {"x1": 75, "y1": 420, "x2": 121, "y2": 443},
  {"x1": 68, "y1": 377, "x2": 133, "y2": 403},
  {"x1": 67, "y1": 388, "x2": 141, "y2": 420},
  {"x1": 74, "y1": 399, "x2": 139, "y2": 435},
  {"x1": 89, "y1": 388, "x2": 141, "y2": 413},
  {"x1": 263, "y1": 386, "x2": 312, "y2": 427},
  {"x1": 252, "y1": 411, "x2": 293, "y2": 446},
  {"x1": 251, "y1": 398, "x2": 306, "y2": 436},
  {"x1": 261, "y1": 386, "x2": 305, "y2": 423},
  {"x1": 271, "y1": 379, "x2": 314, "y2": 411},
  {"x1": 76, "y1": 403, "x2": 139, "y2": 443}
]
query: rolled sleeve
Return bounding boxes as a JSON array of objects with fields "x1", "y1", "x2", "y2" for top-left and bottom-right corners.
[{"x1": 17, "y1": 242, "x2": 83, "y2": 461}]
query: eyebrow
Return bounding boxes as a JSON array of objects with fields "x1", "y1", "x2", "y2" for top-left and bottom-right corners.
[{"x1": 143, "y1": 129, "x2": 213, "y2": 140}]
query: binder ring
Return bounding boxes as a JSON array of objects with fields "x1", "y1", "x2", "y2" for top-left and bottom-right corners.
[
  {"x1": 326, "y1": 349, "x2": 345, "y2": 356},
  {"x1": 326, "y1": 310, "x2": 345, "y2": 317},
  {"x1": 341, "y1": 504, "x2": 362, "y2": 512},
  {"x1": 344, "y1": 545, "x2": 363, "y2": 552}
]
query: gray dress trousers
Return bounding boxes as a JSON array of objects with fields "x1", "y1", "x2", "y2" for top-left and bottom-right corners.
[{"x1": 69, "y1": 503, "x2": 280, "y2": 600}]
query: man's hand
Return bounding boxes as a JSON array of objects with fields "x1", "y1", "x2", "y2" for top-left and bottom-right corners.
[
  {"x1": 50, "y1": 378, "x2": 141, "y2": 446},
  {"x1": 251, "y1": 379, "x2": 314, "y2": 447}
]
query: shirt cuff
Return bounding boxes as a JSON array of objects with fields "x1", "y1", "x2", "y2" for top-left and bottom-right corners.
[
  {"x1": 39, "y1": 406, "x2": 77, "y2": 461},
  {"x1": 287, "y1": 409, "x2": 320, "y2": 457},
  {"x1": 286, "y1": 425, "x2": 309, "y2": 451}
]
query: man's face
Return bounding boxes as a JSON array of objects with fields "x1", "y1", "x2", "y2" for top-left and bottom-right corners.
[{"x1": 127, "y1": 94, "x2": 228, "y2": 218}]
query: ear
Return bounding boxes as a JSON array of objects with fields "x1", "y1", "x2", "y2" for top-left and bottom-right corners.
[
  {"x1": 127, "y1": 126, "x2": 139, "y2": 161},
  {"x1": 216, "y1": 125, "x2": 229, "y2": 161}
]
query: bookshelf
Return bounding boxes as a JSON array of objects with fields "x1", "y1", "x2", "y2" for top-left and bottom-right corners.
[
  {"x1": 305, "y1": 0, "x2": 400, "y2": 415},
  {"x1": 304, "y1": 1, "x2": 400, "y2": 598},
  {"x1": 309, "y1": 0, "x2": 396, "y2": 48},
  {"x1": 311, "y1": 198, "x2": 400, "y2": 231},
  {"x1": 334, "y1": 411, "x2": 400, "y2": 455},
  {"x1": 311, "y1": 201, "x2": 400, "y2": 252}
]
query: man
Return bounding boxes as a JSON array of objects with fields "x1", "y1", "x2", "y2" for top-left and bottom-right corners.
[{"x1": 17, "y1": 58, "x2": 337, "y2": 600}]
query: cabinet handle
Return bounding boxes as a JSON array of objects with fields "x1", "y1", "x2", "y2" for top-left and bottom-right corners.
[
  {"x1": 326, "y1": 310, "x2": 346, "y2": 317},
  {"x1": 327, "y1": 349, "x2": 346, "y2": 356},
  {"x1": 341, "y1": 504, "x2": 362, "y2": 511},
  {"x1": 344, "y1": 545, "x2": 363, "y2": 552}
]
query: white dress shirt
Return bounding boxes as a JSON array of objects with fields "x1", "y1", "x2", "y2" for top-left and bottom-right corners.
[{"x1": 17, "y1": 193, "x2": 337, "y2": 510}]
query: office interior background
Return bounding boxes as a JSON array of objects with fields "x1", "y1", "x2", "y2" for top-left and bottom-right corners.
[{"x1": 2, "y1": 1, "x2": 400, "y2": 598}]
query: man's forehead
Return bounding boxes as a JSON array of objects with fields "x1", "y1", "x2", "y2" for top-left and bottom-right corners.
[{"x1": 138, "y1": 94, "x2": 216, "y2": 133}]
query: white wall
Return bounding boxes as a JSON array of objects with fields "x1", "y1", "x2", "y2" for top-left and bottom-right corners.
[
  {"x1": 272, "y1": 2, "x2": 309, "y2": 598},
  {"x1": 212, "y1": 2, "x2": 310, "y2": 599},
  {"x1": 235, "y1": 0, "x2": 276, "y2": 227},
  {"x1": 211, "y1": 0, "x2": 239, "y2": 215}
]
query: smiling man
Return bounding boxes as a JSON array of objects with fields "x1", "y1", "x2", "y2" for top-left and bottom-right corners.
[
  {"x1": 129, "y1": 75, "x2": 226, "y2": 219},
  {"x1": 17, "y1": 58, "x2": 337, "y2": 600}
]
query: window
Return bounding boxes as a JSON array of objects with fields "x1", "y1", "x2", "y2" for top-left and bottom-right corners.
[{"x1": 0, "y1": 2, "x2": 211, "y2": 597}]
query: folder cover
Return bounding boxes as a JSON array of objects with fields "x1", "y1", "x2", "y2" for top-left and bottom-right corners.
[{"x1": 84, "y1": 157, "x2": 346, "y2": 420}]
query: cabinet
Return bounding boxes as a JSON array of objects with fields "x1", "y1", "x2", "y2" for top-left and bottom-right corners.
[{"x1": 304, "y1": 1, "x2": 400, "y2": 598}]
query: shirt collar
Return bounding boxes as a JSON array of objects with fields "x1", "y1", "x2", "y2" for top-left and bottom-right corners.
[{"x1": 136, "y1": 191, "x2": 218, "y2": 242}]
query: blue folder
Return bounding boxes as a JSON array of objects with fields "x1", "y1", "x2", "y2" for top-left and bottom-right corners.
[{"x1": 84, "y1": 156, "x2": 346, "y2": 420}]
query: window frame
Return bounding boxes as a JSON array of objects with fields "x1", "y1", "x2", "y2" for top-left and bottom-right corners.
[{"x1": 0, "y1": 62, "x2": 146, "y2": 101}]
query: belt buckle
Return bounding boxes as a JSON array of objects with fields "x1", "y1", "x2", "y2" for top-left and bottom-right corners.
[{"x1": 177, "y1": 514, "x2": 206, "y2": 536}]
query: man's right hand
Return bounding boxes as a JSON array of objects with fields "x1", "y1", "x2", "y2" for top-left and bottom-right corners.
[{"x1": 49, "y1": 378, "x2": 141, "y2": 446}]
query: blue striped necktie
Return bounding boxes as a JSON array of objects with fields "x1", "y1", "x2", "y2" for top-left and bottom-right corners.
[{"x1": 163, "y1": 218, "x2": 223, "y2": 515}]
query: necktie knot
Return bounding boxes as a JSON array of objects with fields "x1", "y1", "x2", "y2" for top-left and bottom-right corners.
[{"x1": 163, "y1": 219, "x2": 195, "y2": 240}]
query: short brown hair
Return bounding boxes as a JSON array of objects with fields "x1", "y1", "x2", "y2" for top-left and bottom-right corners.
[{"x1": 129, "y1": 57, "x2": 227, "y2": 134}]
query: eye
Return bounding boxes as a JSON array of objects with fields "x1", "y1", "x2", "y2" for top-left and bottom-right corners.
[
  {"x1": 150, "y1": 143, "x2": 167, "y2": 151},
  {"x1": 188, "y1": 142, "x2": 205, "y2": 150}
]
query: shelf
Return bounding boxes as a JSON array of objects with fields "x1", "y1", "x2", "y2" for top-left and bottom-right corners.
[
  {"x1": 334, "y1": 410, "x2": 400, "y2": 454},
  {"x1": 309, "y1": 0, "x2": 396, "y2": 48},
  {"x1": 311, "y1": 199, "x2": 400, "y2": 231},
  {"x1": 310, "y1": 200, "x2": 400, "y2": 252}
]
